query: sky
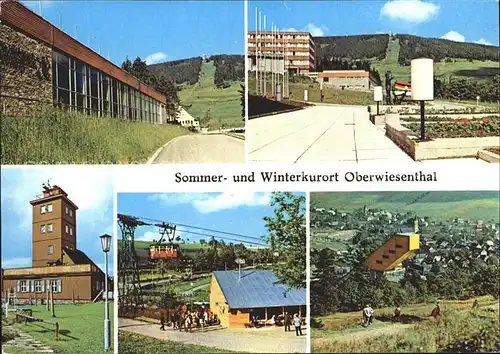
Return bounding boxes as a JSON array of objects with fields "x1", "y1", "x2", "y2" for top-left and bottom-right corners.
[
  {"x1": 22, "y1": 1, "x2": 244, "y2": 66},
  {"x1": 1, "y1": 167, "x2": 114, "y2": 275},
  {"x1": 117, "y1": 192, "x2": 304, "y2": 247},
  {"x1": 250, "y1": 0, "x2": 499, "y2": 46}
]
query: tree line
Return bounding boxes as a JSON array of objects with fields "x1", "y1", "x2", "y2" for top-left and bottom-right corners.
[
  {"x1": 147, "y1": 57, "x2": 203, "y2": 85},
  {"x1": 398, "y1": 34, "x2": 499, "y2": 64},
  {"x1": 121, "y1": 56, "x2": 181, "y2": 120},
  {"x1": 313, "y1": 34, "x2": 389, "y2": 61},
  {"x1": 434, "y1": 75, "x2": 500, "y2": 102},
  {"x1": 211, "y1": 54, "x2": 245, "y2": 88}
]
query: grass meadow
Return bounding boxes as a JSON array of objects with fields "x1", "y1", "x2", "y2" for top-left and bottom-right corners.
[
  {"x1": 6, "y1": 303, "x2": 114, "y2": 354},
  {"x1": 179, "y1": 61, "x2": 243, "y2": 129},
  {"x1": 0, "y1": 107, "x2": 189, "y2": 164},
  {"x1": 312, "y1": 296, "x2": 499, "y2": 353}
]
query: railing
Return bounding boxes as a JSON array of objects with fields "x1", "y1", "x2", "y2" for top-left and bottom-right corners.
[{"x1": 15, "y1": 312, "x2": 59, "y2": 339}]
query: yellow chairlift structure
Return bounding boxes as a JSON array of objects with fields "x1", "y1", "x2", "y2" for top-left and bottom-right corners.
[{"x1": 367, "y1": 233, "x2": 420, "y2": 272}]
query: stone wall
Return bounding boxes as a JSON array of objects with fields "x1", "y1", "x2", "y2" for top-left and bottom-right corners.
[
  {"x1": 385, "y1": 122, "x2": 417, "y2": 159},
  {"x1": 0, "y1": 22, "x2": 53, "y2": 116}
]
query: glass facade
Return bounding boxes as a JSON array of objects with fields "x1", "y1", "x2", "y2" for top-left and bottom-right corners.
[{"x1": 52, "y1": 50, "x2": 165, "y2": 123}]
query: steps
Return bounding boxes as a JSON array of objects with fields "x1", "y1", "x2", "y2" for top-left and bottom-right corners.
[{"x1": 367, "y1": 233, "x2": 420, "y2": 271}]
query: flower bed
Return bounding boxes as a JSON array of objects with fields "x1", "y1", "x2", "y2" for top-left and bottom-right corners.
[
  {"x1": 407, "y1": 119, "x2": 499, "y2": 139},
  {"x1": 402, "y1": 114, "x2": 500, "y2": 122}
]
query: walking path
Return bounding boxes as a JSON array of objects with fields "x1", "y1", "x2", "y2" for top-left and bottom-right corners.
[
  {"x1": 119, "y1": 317, "x2": 307, "y2": 353},
  {"x1": 2, "y1": 325, "x2": 54, "y2": 353},
  {"x1": 150, "y1": 134, "x2": 245, "y2": 164},
  {"x1": 247, "y1": 105, "x2": 412, "y2": 163}
]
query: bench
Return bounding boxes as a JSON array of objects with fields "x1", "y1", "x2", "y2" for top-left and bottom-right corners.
[{"x1": 15, "y1": 312, "x2": 59, "y2": 339}]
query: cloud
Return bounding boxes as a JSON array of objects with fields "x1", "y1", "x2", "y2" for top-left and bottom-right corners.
[
  {"x1": 144, "y1": 52, "x2": 168, "y2": 65},
  {"x1": 282, "y1": 23, "x2": 328, "y2": 36},
  {"x1": 1, "y1": 257, "x2": 31, "y2": 268},
  {"x1": 441, "y1": 30, "x2": 465, "y2": 42},
  {"x1": 475, "y1": 38, "x2": 492, "y2": 45},
  {"x1": 136, "y1": 231, "x2": 161, "y2": 242},
  {"x1": 381, "y1": 0, "x2": 439, "y2": 23},
  {"x1": 192, "y1": 192, "x2": 271, "y2": 214},
  {"x1": 152, "y1": 192, "x2": 271, "y2": 214},
  {"x1": 1, "y1": 167, "x2": 113, "y2": 233},
  {"x1": 304, "y1": 24, "x2": 325, "y2": 37}
]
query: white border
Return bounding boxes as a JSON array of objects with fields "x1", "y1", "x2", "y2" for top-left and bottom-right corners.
[
  {"x1": 113, "y1": 182, "x2": 119, "y2": 354},
  {"x1": 244, "y1": 0, "x2": 249, "y2": 162},
  {"x1": 305, "y1": 191, "x2": 311, "y2": 354}
]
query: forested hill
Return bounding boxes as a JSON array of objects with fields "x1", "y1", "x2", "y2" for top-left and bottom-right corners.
[
  {"x1": 147, "y1": 54, "x2": 244, "y2": 87},
  {"x1": 398, "y1": 34, "x2": 499, "y2": 64},
  {"x1": 313, "y1": 34, "x2": 389, "y2": 60},
  {"x1": 147, "y1": 57, "x2": 203, "y2": 85},
  {"x1": 313, "y1": 33, "x2": 499, "y2": 63}
]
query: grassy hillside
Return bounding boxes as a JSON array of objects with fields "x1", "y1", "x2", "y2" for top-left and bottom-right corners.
[
  {"x1": 1, "y1": 107, "x2": 189, "y2": 164},
  {"x1": 179, "y1": 61, "x2": 243, "y2": 129},
  {"x1": 371, "y1": 37, "x2": 499, "y2": 82},
  {"x1": 147, "y1": 57, "x2": 203, "y2": 85},
  {"x1": 312, "y1": 296, "x2": 499, "y2": 353},
  {"x1": 311, "y1": 191, "x2": 500, "y2": 222},
  {"x1": 313, "y1": 34, "x2": 500, "y2": 83}
]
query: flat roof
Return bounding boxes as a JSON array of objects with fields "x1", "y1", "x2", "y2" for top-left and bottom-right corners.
[{"x1": 0, "y1": 1, "x2": 166, "y2": 104}]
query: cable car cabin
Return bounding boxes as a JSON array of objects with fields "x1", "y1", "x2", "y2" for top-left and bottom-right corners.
[{"x1": 149, "y1": 244, "x2": 179, "y2": 260}]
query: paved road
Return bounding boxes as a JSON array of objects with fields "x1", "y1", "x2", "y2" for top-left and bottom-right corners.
[
  {"x1": 247, "y1": 105, "x2": 412, "y2": 163},
  {"x1": 119, "y1": 318, "x2": 307, "y2": 353},
  {"x1": 152, "y1": 134, "x2": 245, "y2": 164}
]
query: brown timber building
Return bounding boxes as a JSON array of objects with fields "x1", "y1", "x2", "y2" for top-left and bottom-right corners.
[
  {"x1": 0, "y1": 0, "x2": 169, "y2": 123},
  {"x1": 1, "y1": 184, "x2": 111, "y2": 303}
]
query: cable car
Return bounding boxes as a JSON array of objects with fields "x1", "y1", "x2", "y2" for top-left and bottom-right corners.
[{"x1": 149, "y1": 244, "x2": 179, "y2": 260}]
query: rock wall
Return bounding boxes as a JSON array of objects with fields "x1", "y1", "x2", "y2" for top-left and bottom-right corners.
[{"x1": 0, "y1": 22, "x2": 52, "y2": 116}]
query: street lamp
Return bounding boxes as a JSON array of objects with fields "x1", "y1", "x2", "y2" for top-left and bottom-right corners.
[{"x1": 100, "y1": 233, "x2": 112, "y2": 352}]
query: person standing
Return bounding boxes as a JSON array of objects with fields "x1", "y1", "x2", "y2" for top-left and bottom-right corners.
[
  {"x1": 284, "y1": 312, "x2": 291, "y2": 332},
  {"x1": 293, "y1": 314, "x2": 303, "y2": 336},
  {"x1": 160, "y1": 312, "x2": 166, "y2": 331},
  {"x1": 362, "y1": 304, "x2": 374, "y2": 327}
]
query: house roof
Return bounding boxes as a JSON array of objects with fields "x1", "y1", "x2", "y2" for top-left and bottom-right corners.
[
  {"x1": 63, "y1": 247, "x2": 103, "y2": 274},
  {"x1": 213, "y1": 270, "x2": 306, "y2": 309}
]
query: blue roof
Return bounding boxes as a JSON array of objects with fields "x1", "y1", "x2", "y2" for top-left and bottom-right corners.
[{"x1": 213, "y1": 270, "x2": 306, "y2": 309}]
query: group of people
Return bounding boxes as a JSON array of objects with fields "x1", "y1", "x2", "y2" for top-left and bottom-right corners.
[
  {"x1": 250, "y1": 312, "x2": 304, "y2": 336},
  {"x1": 362, "y1": 301, "x2": 447, "y2": 327},
  {"x1": 159, "y1": 306, "x2": 220, "y2": 332}
]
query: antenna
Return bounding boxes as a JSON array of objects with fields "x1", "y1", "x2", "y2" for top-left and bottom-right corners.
[{"x1": 235, "y1": 258, "x2": 245, "y2": 281}]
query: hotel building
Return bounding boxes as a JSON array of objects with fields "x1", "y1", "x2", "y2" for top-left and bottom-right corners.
[{"x1": 247, "y1": 31, "x2": 316, "y2": 74}]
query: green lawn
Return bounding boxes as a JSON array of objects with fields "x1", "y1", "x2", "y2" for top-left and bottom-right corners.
[
  {"x1": 311, "y1": 191, "x2": 500, "y2": 222},
  {"x1": 179, "y1": 61, "x2": 244, "y2": 129},
  {"x1": 371, "y1": 37, "x2": 500, "y2": 83},
  {"x1": 173, "y1": 276, "x2": 210, "y2": 293},
  {"x1": 119, "y1": 331, "x2": 241, "y2": 353},
  {"x1": 248, "y1": 76, "x2": 373, "y2": 106},
  {"x1": 0, "y1": 107, "x2": 189, "y2": 164},
  {"x1": 11, "y1": 303, "x2": 114, "y2": 354}
]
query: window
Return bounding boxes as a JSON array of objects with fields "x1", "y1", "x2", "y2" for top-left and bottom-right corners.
[
  {"x1": 65, "y1": 225, "x2": 69, "y2": 234},
  {"x1": 34, "y1": 280, "x2": 43, "y2": 292},
  {"x1": 69, "y1": 227, "x2": 73, "y2": 236},
  {"x1": 48, "y1": 245, "x2": 54, "y2": 255},
  {"x1": 47, "y1": 204, "x2": 53, "y2": 213},
  {"x1": 50, "y1": 280, "x2": 62, "y2": 293},
  {"x1": 65, "y1": 206, "x2": 69, "y2": 214},
  {"x1": 47, "y1": 223, "x2": 53, "y2": 232},
  {"x1": 41, "y1": 206, "x2": 47, "y2": 214},
  {"x1": 41, "y1": 224, "x2": 46, "y2": 233},
  {"x1": 18, "y1": 280, "x2": 29, "y2": 293},
  {"x1": 69, "y1": 209, "x2": 73, "y2": 217}
]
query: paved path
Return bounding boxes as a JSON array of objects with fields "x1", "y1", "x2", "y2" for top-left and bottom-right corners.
[
  {"x1": 2, "y1": 325, "x2": 54, "y2": 353},
  {"x1": 119, "y1": 317, "x2": 307, "y2": 353},
  {"x1": 247, "y1": 105, "x2": 412, "y2": 163},
  {"x1": 152, "y1": 134, "x2": 245, "y2": 164}
]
